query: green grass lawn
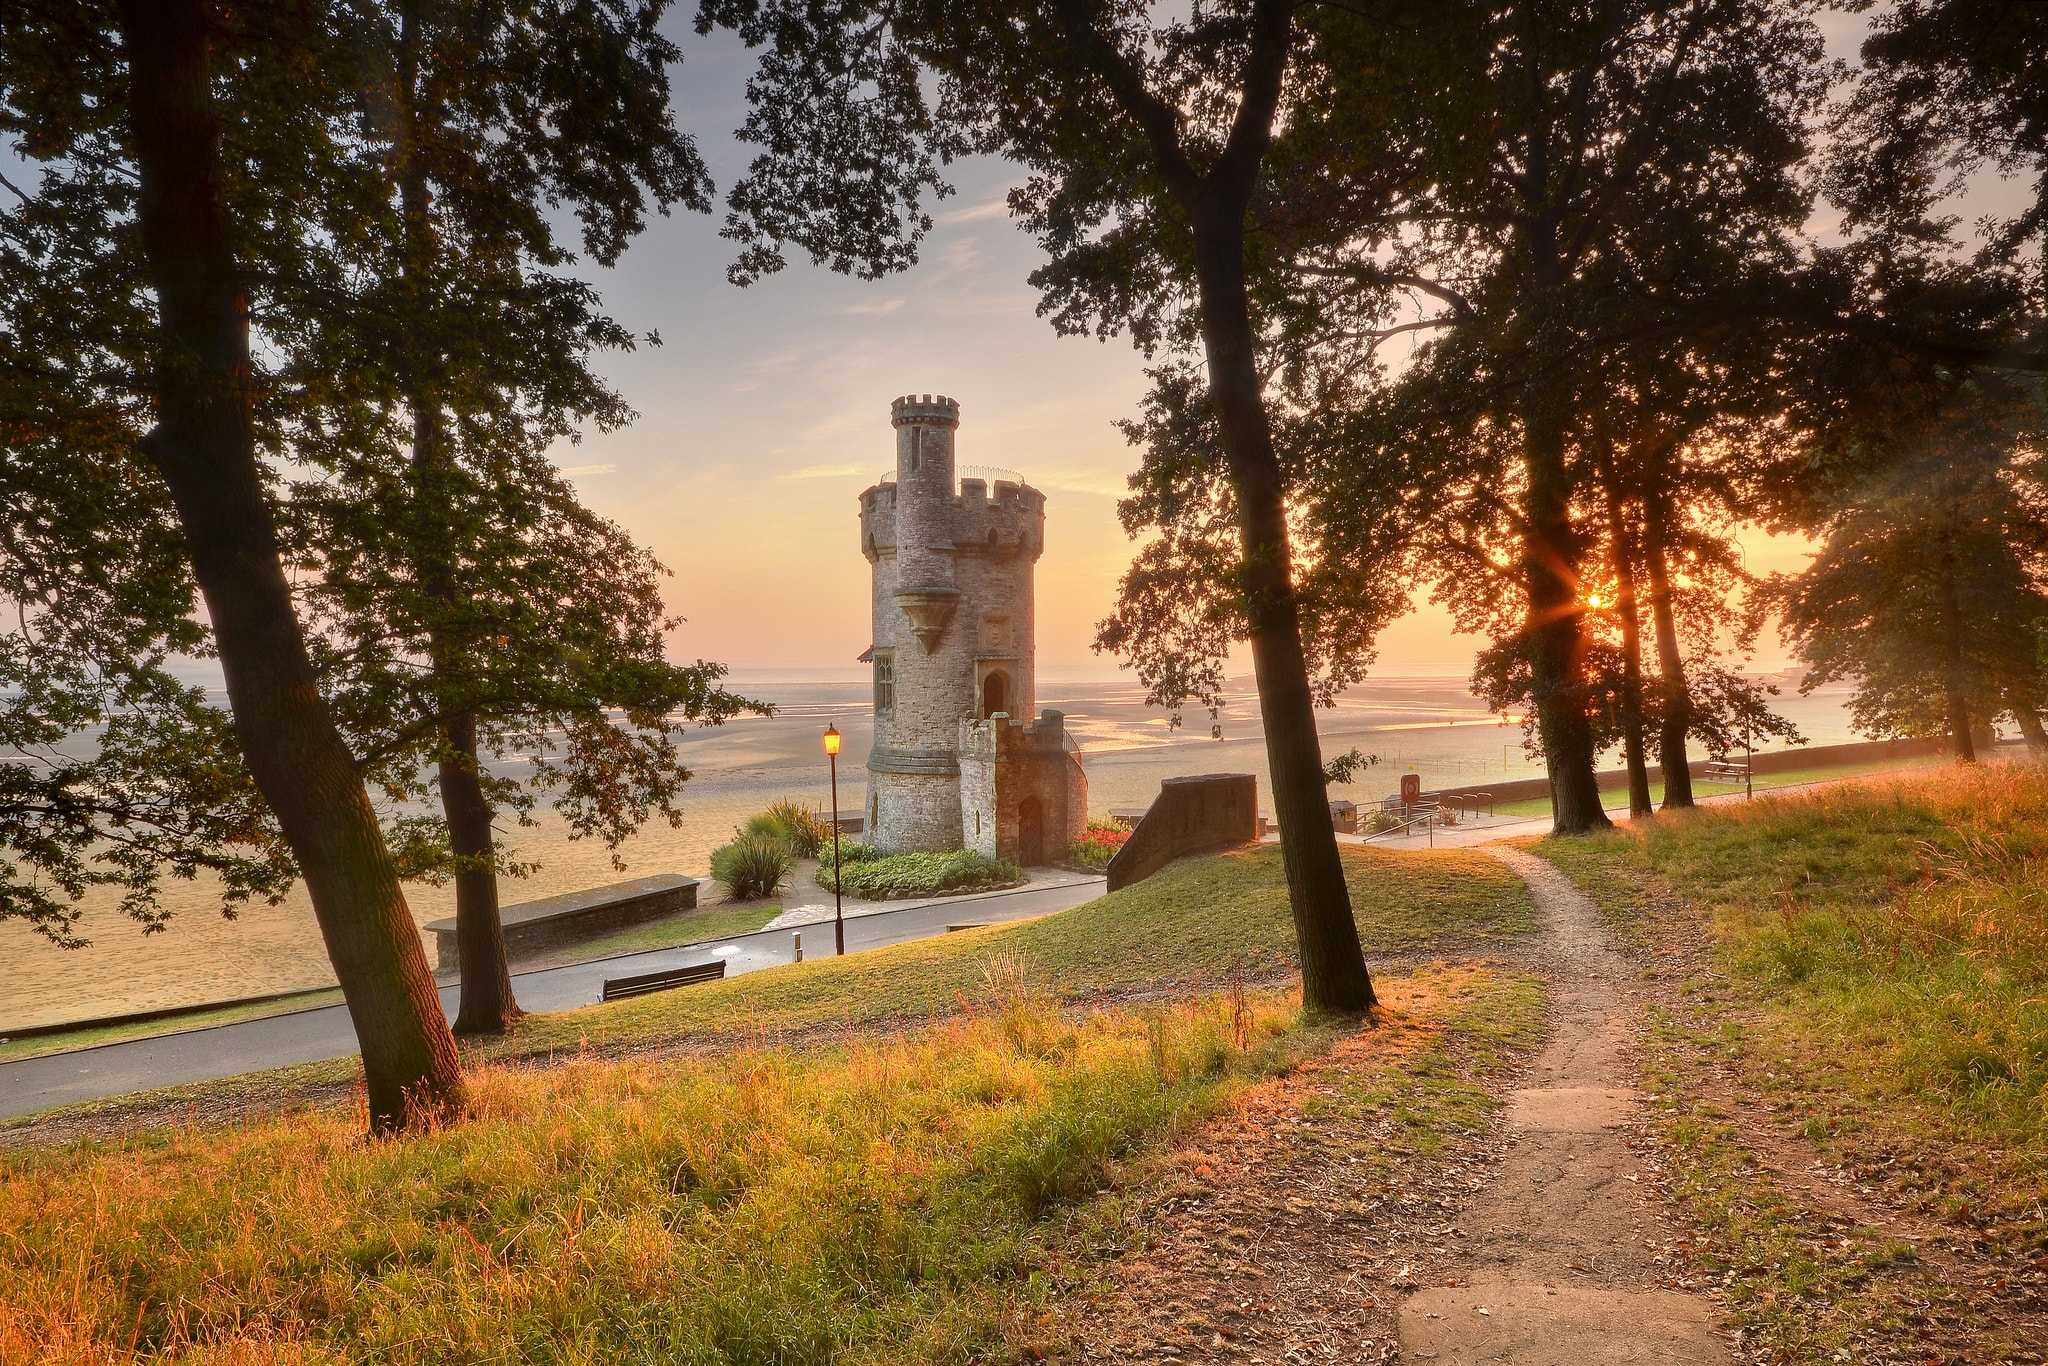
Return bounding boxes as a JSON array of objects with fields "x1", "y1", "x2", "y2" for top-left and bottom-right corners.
[
  {"x1": 1534, "y1": 761, "x2": 2048, "y2": 1359},
  {"x1": 0, "y1": 901, "x2": 786, "y2": 1066},
  {"x1": 1489, "y1": 751, "x2": 1952, "y2": 818},
  {"x1": 0, "y1": 845, "x2": 1543, "y2": 1364}
]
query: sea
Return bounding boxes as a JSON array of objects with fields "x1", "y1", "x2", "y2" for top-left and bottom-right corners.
[{"x1": 0, "y1": 667, "x2": 1865, "y2": 1031}]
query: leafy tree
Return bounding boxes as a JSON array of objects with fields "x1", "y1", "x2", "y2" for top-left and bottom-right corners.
[
  {"x1": 1235, "y1": 0, "x2": 1825, "y2": 831},
  {"x1": 279, "y1": 0, "x2": 751, "y2": 1036},
  {"x1": 1767, "y1": 377, "x2": 2048, "y2": 759},
  {"x1": 0, "y1": 433, "x2": 293, "y2": 948},
  {"x1": 7, "y1": 0, "x2": 468, "y2": 1129},
  {"x1": 704, "y1": 0, "x2": 1377, "y2": 1011}
]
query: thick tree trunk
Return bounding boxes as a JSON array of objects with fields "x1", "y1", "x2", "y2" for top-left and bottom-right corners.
[
  {"x1": 1595, "y1": 441, "x2": 1653, "y2": 817},
  {"x1": 1521, "y1": 402, "x2": 1611, "y2": 835},
  {"x1": 1191, "y1": 218, "x2": 1374, "y2": 1014},
  {"x1": 2010, "y1": 694, "x2": 2048, "y2": 752},
  {"x1": 442, "y1": 712, "x2": 521, "y2": 1035},
  {"x1": 118, "y1": 0, "x2": 463, "y2": 1133},
  {"x1": 1937, "y1": 540, "x2": 1977, "y2": 763},
  {"x1": 1643, "y1": 478, "x2": 1696, "y2": 809},
  {"x1": 396, "y1": 3, "x2": 519, "y2": 1034}
]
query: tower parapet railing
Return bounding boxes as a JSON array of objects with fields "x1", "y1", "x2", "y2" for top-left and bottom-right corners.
[{"x1": 875, "y1": 463, "x2": 1025, "y2": 489}]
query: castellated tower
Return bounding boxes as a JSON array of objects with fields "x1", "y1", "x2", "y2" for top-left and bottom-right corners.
[{"x1": 858, "y1": 395, "x2": 1086, "y2": 862}]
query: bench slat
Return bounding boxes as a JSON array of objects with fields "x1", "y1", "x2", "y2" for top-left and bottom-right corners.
[{"x1": 601, "y1": 960, "x2": 726, "y2": 1002}]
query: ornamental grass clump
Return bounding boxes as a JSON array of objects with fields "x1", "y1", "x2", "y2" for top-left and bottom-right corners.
[
  {"x1": 761, "y1": 799, "x2": 831, "y2": 858},
  {"x1": 711, "y1": 830, "x2": 792, "y2": 900}
]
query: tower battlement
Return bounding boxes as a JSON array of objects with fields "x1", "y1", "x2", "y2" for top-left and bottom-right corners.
[
  {"x1": 860, "y1": 476, "x2": 1044, "y2": 560},
  {"x1": 890, "y1": 393, "x2": 960, "y2": 428}
]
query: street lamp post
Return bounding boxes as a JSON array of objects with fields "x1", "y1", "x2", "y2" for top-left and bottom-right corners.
[{"x1": 823, "y1": 724, "x2": 845, "y2": 955}]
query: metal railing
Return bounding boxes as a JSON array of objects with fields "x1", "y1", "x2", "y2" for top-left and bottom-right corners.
[{"x1": 874, "y1": 464, "x2": 1025, "y2": 489}]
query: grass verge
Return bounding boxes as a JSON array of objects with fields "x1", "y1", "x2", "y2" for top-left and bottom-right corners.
[
  {"x1": 1534, "y1": 761, "x2": 2048, "y2": 1361},
  {"x1": 0, "y1": 962, "x2": 1541, "y2": 1363},
  {"x1": 1490, "y1": 752, "x2": 1951, "y2": 818}
]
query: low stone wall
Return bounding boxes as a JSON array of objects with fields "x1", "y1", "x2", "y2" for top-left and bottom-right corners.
[
  {"x1": 1417, "y1": 736, "x2": 1956, "y2": 812},
  {"x1": 1107, "y1": 773, "x2": 1259, "y2": 892},
  {"x1": 425, "y1": 873, "x2": 699, "y2": 973}
]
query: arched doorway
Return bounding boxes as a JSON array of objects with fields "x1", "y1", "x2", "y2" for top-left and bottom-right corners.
[
  {"x1": 1017, "y1": 795, "x2": 1045, "y2": 866},
  {"x1": 981, "y1": 670, "x2": 1008, "y2": 719}
]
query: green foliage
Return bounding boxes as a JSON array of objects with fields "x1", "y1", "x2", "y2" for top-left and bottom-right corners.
[
  {"x1": 1762, "y1": 380, "x2": 2048, "y2": 750},
  {"x1": 711, "y1": 831, "x2": 792, "y2": 901},
  {"x1": 817, "y1": 848, "x2": 1019, "y2": 899},
  {"x1": 760, "y1": 799, "x2": 831, "y2": 858}
]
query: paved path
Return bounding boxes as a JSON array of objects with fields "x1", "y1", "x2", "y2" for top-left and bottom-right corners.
[
  {"x1": 0, "y1": 874, "x2": 1103, "y2": 1121},
  {"x1": 1397, "y1": 846, "x2": 1730, "y2": 1363}
]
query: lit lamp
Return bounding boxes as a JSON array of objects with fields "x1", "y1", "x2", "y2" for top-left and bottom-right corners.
[{"x1": 822, "y1": 724, "x2": 845, "y2": 956}]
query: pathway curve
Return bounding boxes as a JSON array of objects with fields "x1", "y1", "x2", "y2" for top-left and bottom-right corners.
[{"x1": 1397, "y1": 845, "x2": 1729, "y2": 1363}]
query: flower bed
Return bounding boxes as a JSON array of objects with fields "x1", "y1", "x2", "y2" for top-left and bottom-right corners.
[{"x1": 1066, "y1": 817, "x2": 1132, "y2": 871}]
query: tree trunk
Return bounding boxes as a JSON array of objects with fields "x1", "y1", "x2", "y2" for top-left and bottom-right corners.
[
  {"x1": 1521, "y1": 402, "x2": 1611, "y2": 835},
  {"x1": 1595, "y1": 441, "x2": 1654, "y2": 818},
  {"x1": 443, "y1": 712, "x2": 521, "y2": 1034},
  {"x1": 118, "y1": 0, "x2": 463, "y2": 1133},
  {"x1": 1643, "y1": 476, "x2": 1696, "y2": 809},
  {"x1": 2009, "y1": 693, "x2": 2048, "y2": 753},
  {"x1": 1937, "y1": 535, "x2": 1977, "y2": 763},
  {"x1": 396, "y1": 2, "x2": 520, "y2": 1034},
  {"x1": 1190, "y1": 216, "x2": 1374, "y2": 1014}
]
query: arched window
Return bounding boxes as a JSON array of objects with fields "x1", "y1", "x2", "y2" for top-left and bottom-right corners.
[
  {"x1": 981, "y1": 670, "x2": 1008, "y2": 719},
  {"x1": 873, "y1": 651, "x2": 894, "y2": 714}
]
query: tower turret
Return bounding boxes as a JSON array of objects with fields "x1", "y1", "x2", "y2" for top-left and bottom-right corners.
[{"x1": 890, "y1": 394, "x2": 961, "y2": 651}]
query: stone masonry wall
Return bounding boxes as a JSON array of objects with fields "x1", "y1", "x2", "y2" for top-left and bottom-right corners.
[{"x1": 860, "y1": 393, "x2": 1051, "y2": 854}]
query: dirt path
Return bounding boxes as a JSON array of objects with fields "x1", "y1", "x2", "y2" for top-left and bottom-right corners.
[{"x1": 1397, "y1": 846, "x2": 1729, "y2": 1364}]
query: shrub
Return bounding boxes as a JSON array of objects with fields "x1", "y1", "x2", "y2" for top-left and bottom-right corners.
[
  {"x1": 710, "y1": 830, "x2": 791, "y2": 900},
  {"x1": 818, "y1": 848, "x2": 1020, "y2": 898},
  {"x1": 761, "y1": 799, "x2": 831, "y2": 857}
]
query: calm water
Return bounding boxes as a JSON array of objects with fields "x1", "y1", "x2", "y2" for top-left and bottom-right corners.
[{"x1": 0, "y1": 668, "x2": 1862, "y2": 1030}]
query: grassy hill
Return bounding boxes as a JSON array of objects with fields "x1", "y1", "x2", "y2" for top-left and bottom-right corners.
[
  {"x1": 1533, "y1": 761, "x2": 2048, "y2": 1360},
  {"x1": 0, "y1": 844, "x2": 1540, "y2": 1363}
]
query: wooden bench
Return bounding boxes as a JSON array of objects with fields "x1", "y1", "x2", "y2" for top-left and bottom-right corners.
[
  {"x1": 1700, "y1": 760, "x2": 1751, "y2": 783},
  {"x1": 600, "y1": 959, "x2": 726, "y2": 1002}
]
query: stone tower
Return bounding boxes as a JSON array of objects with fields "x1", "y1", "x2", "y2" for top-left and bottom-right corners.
[{"x1": 858, "y1": 394, "x2": 1085, "y2": 862}]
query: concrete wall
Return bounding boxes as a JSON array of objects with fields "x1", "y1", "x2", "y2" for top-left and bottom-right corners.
[
  {"x1": 425, "y1": 875, "x2": 698, "y2": 973},
  {"x1": 1107, "y1": 773, "x2": 1259, "y2": 892}
]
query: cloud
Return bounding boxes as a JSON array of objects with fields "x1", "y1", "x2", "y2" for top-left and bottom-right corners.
[
  {"x1": 557, "y1": 462, "x2": 617, "y2": 477},
  {"x1": 780, "y1": 462, "x2": 866, "y2": 481},
  {"x1": 939, "y1": 191, "x2": 1014, "y2": 226},
  {"x1": 838, "y1": 297, "x2": 907, "y2": 316}
]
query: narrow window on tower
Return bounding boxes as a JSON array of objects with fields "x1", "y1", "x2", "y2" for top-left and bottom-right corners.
[{"x1": 874, "y1": 650, "x2": 894, "y2": 715}]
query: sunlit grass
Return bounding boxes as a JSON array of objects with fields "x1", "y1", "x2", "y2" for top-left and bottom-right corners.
[
  {"x1": 1489, "y1": 751, "x2": 1951, "y2": 818},
  {"x1": 1535, "y1": 762, "x2": 2048, "y2": 1354},
  {"x1": 0, "y1": 963, "x2": 1539, "y2": 1363}
]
